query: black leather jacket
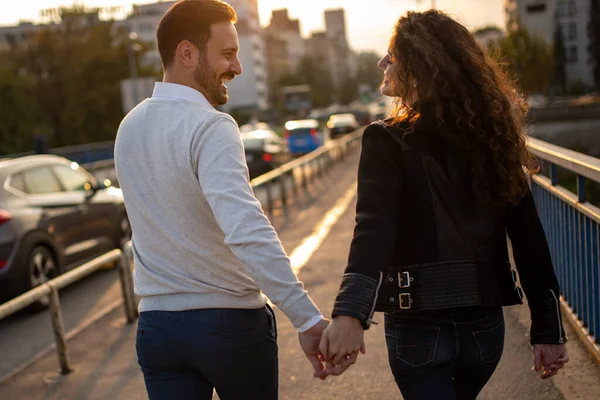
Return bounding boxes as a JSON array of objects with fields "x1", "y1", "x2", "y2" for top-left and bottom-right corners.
[{"x1": 332, "y1": 120, "x2": 566, "y2": 345}]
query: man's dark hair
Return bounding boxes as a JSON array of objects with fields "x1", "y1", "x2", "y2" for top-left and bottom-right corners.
[{"x1": 157, "y1": 0, "x2": 237, "y2": 68}]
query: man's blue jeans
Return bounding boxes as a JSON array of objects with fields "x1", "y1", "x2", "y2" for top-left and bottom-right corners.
[
  {"x1": 136, "y1": 305, "x2": 278, "y2": 400},
  {"x1": 385, "y1": 308, "x2": 505, "y2": 400}
]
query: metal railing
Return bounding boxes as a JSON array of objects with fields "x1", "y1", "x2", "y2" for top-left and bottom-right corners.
[
  {"x1": 250, "y1": 129, "x2": 364, "y2": 219},
  {"x1": 527, "y1": 137, "x2": 600, "y2": 362},
  {"x1": 0, "y1": 246, "x2": 136, "y2": 374}
]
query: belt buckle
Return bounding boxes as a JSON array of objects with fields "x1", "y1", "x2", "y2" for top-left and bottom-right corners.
[
  {"x1": 398, "y1": 271, "x2": 412, "y2": 288},
  {"x1": 399, "y1": 293, "x2": 412, "y2": 309}
]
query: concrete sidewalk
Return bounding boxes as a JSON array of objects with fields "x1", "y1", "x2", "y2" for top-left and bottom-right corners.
[{"x1": 1, "y1": 151, "x2": 600, "y2": 400}]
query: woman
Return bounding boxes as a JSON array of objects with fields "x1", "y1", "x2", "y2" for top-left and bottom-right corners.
[{"x1": 319, "y1": 10, "x2": 569, "y2": 399}]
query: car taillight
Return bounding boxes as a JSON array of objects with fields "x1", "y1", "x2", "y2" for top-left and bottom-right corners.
[
  {"x1": 262, "y1": 153, "x2": 273, "y2": 162},
  {"x1": 0, "y1": 210, "x2": 11, "y2": 225},
  {"x1": 0, "y1": 260, "x2": 6, "y2": 271},
  {"x1": 310, "y1": 129, "x2": 318, "y2": 137}
]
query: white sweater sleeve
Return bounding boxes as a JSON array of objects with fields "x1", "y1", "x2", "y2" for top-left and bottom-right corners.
[{"x1": 193, "y1": 115, "x2": 322, "y2": 331}]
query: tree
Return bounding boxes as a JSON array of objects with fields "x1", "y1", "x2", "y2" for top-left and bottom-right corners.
[
  {"x1": 0, "y1": 59, "x2": 39, "y2": 154},
  {"x1": 279, "y1": 56, "x2": 334, "y2": 108},
  {"x1": 0, "y1": 14, "x2": 153, "y2": 152},
  {"x1": 553, "y1": 22, "x2": 567, "y2": 93},
  {"x1": 589, "y1": 0, "x2": 600, "y2": 89},
  {"x1": 493, "y1": 27, "x2": 555, "y2": 94},
  {"x1": 356, "y1": 51, "x2": 383, "y2": 92}
]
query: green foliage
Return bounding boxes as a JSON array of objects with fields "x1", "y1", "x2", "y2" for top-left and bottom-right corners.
[
  {"x1": 0, "y1": 19, "x2": 154, "y2": 154},
  {"x1": 277, "y1": 56, "x2": 334, "y2": 108},
  {"x1": 356, "y1": 51, "x2": 383, "y2": 92},
  {"x1": 552, "y1": 23, "x2": 567, "y2": 93},
  {"x1": 491, "y1": 27, "x2": 554, "y2": 94}
]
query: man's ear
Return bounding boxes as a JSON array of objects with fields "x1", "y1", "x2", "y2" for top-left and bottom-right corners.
[{"x1": 175, "y1": 40, "x2": 198, "y2": 68}]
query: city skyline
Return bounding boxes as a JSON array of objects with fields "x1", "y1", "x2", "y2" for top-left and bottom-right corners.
[{"x1": 0, "y1": 0, "x2": 505, "y2": 53}]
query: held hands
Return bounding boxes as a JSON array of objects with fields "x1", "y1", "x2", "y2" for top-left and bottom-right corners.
[
  {"x1": 298, "y1": 318, "x2": 330, "y2": 380},
  {"x1": 533, "y1": 343, "x2": 569, "y2": 379},
  {"x1": 318, "y1": 316, "x2": 366, "y2": 377}
]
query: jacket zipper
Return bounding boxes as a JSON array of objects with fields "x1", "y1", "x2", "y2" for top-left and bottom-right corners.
[
  {"x1": 367, "y1": 272, "x2": 383, "y2": 326},
  {"x1": 549, "y1": 289, "x2": 565, "y2": 344}
]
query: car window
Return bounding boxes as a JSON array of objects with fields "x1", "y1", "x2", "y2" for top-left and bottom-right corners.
[
  {"x1": 8, "y1": 173, "x2": 26, "y2": 193},
  {"x1": 289, "y1": 128, "x2": 314, "y2": 136},
  {"x1": 52, "y1": 164, "x2": 91, "y2": 192},
  {"x1": 22, "y1": 167, "x2": 63, "y2": 194}
]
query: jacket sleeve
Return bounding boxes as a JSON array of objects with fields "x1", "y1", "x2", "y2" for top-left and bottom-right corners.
[
  {"x1": 505, "y1": 186, "x2": 567, "y2": 345},
  {"x1": 332, "y1": 123, "x2": 402, "y2": 328}
]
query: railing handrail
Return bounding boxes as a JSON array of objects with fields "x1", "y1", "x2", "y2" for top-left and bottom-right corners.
[
  {"x1": 250, "y1": 128, "x2": 364, "y2": 188},
  {"x1": 0, "y1": 249, "x2": 122, "y2": 321},
  {"x1": 527, "y1": 137, "x2": 600, "y2": 183},
  {"x1": 0, "y1": 244, "x2": 136, "y2": 376}
]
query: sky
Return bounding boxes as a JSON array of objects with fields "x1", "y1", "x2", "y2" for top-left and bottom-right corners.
[{"x1": 0, "y1": 0, "x2": 506, "y2": 53}]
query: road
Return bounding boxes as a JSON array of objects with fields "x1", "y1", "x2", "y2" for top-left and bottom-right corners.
[{"x1": 1, "y1": 149, "x2": 600, "y2": 399}]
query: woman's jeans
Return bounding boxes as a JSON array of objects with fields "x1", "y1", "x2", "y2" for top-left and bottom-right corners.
[
  {"x1": 136, "y1": 305, "x2": 278, "y2": 400},
  {"x1": 385, "y1": 308, "x2": 505, "y2": 400}
]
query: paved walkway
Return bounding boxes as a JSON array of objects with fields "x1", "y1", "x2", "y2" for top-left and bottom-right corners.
[{"x1": 1, "y1": 152, "x2": 599, "y2": 399}]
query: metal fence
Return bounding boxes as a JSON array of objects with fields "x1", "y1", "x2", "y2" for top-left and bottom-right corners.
[
  {"x1": 527, "y1": 137, "x2": 600, "y2": 362},
  {"x1": 0, "y1": 247, "x2": 136, "y2": 374},
  {"x1": 250, "y1": 129, "x2": 363, "y2": 218}
]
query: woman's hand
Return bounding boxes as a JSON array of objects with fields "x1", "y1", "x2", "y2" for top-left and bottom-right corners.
[
  {"x1": 318, "y1": 316, "x2": 366, "y2": 376},
  {"x1": 533, "y1": 343, "x2": 569, "y2": 379}
]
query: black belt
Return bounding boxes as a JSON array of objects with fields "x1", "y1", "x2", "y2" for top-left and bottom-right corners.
[{"x1": 374, "y1": 260, "x2": 523, "y2": 312}]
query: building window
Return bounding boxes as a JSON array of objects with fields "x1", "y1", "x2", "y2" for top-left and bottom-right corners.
[
  {"x1": 567, "y1": 0, "x2": 577, "y2": 17},
  {"x1": 556, "y1": 0, "x2": 568, "y2": 17},
  {"x1": 526, "y1": 3, "x2": 547, "y2": 14},
  {"x1": 568, "y1": 46, "x2": 578, "y2": 63},
  {"x1": 568, "y1": 22, "x2": 577, "y2": 41}
]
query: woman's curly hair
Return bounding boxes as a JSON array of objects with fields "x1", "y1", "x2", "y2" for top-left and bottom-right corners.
[{"x1": 388, "y1": 10, "x2": 538, "y2": 205}]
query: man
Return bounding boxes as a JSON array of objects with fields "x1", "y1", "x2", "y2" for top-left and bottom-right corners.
[{"x1": 114, "y1": 1, "x2": 329, "y2": 398}]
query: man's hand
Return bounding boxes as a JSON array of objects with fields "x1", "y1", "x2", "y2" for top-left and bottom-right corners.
[
  {"x1": 299, "y1": 318, "x2": 330, "y2": 380},
  {"x1": 533, "y1": 343, "x2": 569, "y2": 379},
  {"x1": 319, "y1": 315, "x2": 366, "y2": 376}
]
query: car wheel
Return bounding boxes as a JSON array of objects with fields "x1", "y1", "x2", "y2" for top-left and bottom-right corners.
[
  {"x1": 117, "y1": 214, "x2": 132, "y2": 250},
  {"x1": 28, "y1": 245, "x2": 58, "y2": 308}
]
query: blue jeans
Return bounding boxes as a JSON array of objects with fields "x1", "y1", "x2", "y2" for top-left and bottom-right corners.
[
  {"x1": 136, "y1": 305, "x2": 278, "y2": 400},
  {"x1": 385, "y1": 308, "x2": 505, "y2": 400}
]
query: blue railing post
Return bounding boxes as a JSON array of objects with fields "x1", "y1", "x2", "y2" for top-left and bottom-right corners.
[{"x1": 577, "y1": 175, "x2": 586, "y2": 203}]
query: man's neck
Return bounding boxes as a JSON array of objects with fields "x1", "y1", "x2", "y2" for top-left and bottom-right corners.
[{"x1": 162, "y1": 73, "x2": 214, "y2": 106}]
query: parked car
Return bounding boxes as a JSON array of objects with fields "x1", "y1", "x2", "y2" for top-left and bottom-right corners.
[
  {"x1": 240, "y1": 122, "x2": 272, "y2": 134},
  {"x1": 284, "y1": 119, "x2": 324, "y2": 155},
  {"x1": 327, "y1": 113, "x2": 360, "y2": 139},
  {"x1": 242, "y1": 128, "x2": 286, "y2": 179},
  {"x1": 0, "y1": 155, "x2": 130, "y2": 305}
]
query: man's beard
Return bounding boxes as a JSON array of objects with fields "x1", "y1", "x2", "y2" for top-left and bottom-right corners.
[{"x1": 194, "y1": 56, "x2": 233, "y2": 106}]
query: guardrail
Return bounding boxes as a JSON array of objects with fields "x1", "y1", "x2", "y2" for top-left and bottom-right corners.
[
  {"x1": 0, "y1": 246, "x2": 136, "y2": 374},
  {"x1": 527, "y1": 137, "x2": 600, "y2": 363},
  {"x1": 250, "y1": 129, "x2": 364, "y2": 219}
]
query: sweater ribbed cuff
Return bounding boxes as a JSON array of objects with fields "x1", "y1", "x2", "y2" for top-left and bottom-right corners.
[
  {"x1": 281, "y1": 293, "x2": 323, "y2": 332},
  {"x1": 332, "y1": 273, "x2": 380, "y2": 329}
]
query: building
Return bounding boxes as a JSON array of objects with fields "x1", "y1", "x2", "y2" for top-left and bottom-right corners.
[
  {"x1": 323, "y1": 9, "x2": 358, "y2": 101},
  {"x1": 505, "y1": 0, "x2": 593, "y2": 90},
  {"x1": 124, "y1": 1, "x2": 176, "y2": 69},
  {"x1": 222, "y1": 0, "x2": 269, "y2": 113},
  {"x1": 264, "y1": 9, "x2": 306, "y2": 106},
  {"x1": 0, "y1": 7, "x2": 103, "y2": 52}
]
